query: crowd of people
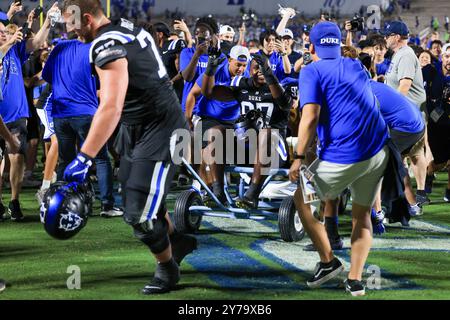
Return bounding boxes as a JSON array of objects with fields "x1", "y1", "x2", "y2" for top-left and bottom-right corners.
[{"x1": 0, "y1": 0, "x2": 449, "y2": 296}]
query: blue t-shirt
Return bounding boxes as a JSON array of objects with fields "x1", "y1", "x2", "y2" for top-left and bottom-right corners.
[
  {"x1": 179, "y1": 47, "x2": 210, "y2": 114},
  {"x1": 42, "y1": 40, "x2": 98, "y2": 119},
  {"x1": 0, "y1": 41, "x2": 30, "y2": 123},
  {"x1": 33, "y1": 77, "x2": 47, "y2": 100},
  {"x1": 299, "y1": 57, "x2": 388, "y2": 164},
  {"x1": 196, "y1": 60, "x2": 249, "y2": 122},
  {"x1": 258, "y1": 50, "x2": 289, "y2": 82},
  {"x1": 376, "y1": 58, "x2": 391, "y2": 76},
  {"x1": 370, "y1": 81, "x2": 424, "y2": 134}
]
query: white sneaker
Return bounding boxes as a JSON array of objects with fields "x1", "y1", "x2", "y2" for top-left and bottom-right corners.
[
  {"x1": 408, "y1": 204, "x2": 423, "y2": 217},
  {"x1": 100, "y1": 205, "x2": 124, "y2": 218}
]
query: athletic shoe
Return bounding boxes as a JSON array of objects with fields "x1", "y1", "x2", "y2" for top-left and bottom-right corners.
[
  {"x1": 8, "y1": 200, "x2": 24, "y2": 221},
  {"x1": 142, "y1": 259, "x2": 180, "y2": 295},
  {"x1": 303, "y1": 237, "x2": 344, "y2": 251},
  {"x1": 306, "y1": 257, "x2": 344, "y2": 288},
  {"x1": 204, "y1": 191, "x2": 227, "y2": 208},
  {"x1": 408, "y1": 204, "x2": 423, "y2": 217},
  {"x1": 100, "y1": 204, "x2": 124, "y2": 218},
  {"x1": 416, "y1": 193, "x2": 431, "y2": 206},
  {"x1": 0, "y1": 279, "x2": 6, "y2": 293},
  {"x1": 345, "y1": 279, "x2": 365, "y2": 296},
  {"x1": 371, "y1": 208, "x2": 386, "y2": 235},
  {"x1": 235, "y1": 195, "x2": 259, "y2": 210},
  {"x1": 425, "y1": 175, "x2": 434, "y2": 194},
  {"x1": 170, "y1": 233, "x2": 198, "y2": 265},
  {"x1": 35, "y1": 188, "x2": 48, "y2": 205},
  {"x1": 444, "y1": 189, "x2": 450, "y2": 203}
]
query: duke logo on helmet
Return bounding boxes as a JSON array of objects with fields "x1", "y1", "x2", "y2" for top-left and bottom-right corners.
[{"x1": 40, "y1": 181, "x2": 95, "y2": 240}]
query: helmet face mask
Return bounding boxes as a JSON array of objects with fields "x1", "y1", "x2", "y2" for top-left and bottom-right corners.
[
  {"x1": 40, "y1": 181, "x2": 94, "y2": 240},
  {"x1": 234, "y1": 109, "x2": 265, "y2": 141}
]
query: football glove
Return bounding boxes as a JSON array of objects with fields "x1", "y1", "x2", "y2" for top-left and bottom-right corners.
[
  {"x1": 63, "y1": 152, "x2": 93, "y2": 183},
  {"x1": 252, "y1": 53, "x2": 277, "y2": 85},
  {"x1": 205, "y1": 54, "x2": 226, "y2": 76}
]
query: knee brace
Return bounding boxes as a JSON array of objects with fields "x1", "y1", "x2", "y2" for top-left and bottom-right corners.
[{"x1": 132, "y1": 215, "x2": 169, "y2": 254}]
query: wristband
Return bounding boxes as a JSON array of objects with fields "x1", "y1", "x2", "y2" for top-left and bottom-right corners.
[{"x1": 293, "y1": 152, "x2": 306, "y2": 160}]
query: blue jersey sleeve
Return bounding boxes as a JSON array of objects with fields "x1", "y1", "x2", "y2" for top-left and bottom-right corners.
[
  {"x1": 298, "y1": 65, "x2": 322, "y2": 109},
  {"x1": 42, "y1": 53, "x2": 54, "y2": 84},
  {"x1": 15, "y1": 41, "x2": 29, "y2": 65},
  {"x1": 196, "y1": 72, "x2": 204, "y2": 87},
  {"x1": 179, "y1": 48, "x2": 193, "y2": 73}
]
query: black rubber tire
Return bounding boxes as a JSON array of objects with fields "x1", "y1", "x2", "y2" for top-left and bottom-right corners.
[
  {"x1": 173, "y1": 190, "x2": 203, "y2": 233},
  {"x1": 278, "y1": 196, "x2": 305, "y2": 242}
]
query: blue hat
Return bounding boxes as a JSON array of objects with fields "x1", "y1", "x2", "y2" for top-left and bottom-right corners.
[
  {"x1": 384, "y1": 21, "x2": 409, "y2": 36},
  {"x1": 309, "y1": 22, "x2": 341, "y2": 59}
]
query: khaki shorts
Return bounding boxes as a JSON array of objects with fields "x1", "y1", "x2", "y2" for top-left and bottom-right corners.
[
  {"x1": 309, "y1": 146, "x2": 389, "y2": 207},
  {"x1": 406, "y1": 134, "x2": 425, "y2": 158}
]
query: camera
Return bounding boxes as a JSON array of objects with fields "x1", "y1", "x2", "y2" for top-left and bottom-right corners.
[
  {"x1": 34, "y1": 6, "x2": 43, "y2": 17},
  {"x1": 303, "y1": 52, "x2": 312, "y2": 65},
  {"x1": 321, "y1": 12, "x2": 331, "y2": 21},
  {"x1": 350, "y1": 15, "x2": 365, "y2": 32},
  {"x1": 197, "y1": 37, "x2": 207, "y2": 45},
  {"x1": 443, "y1": 85, "x2": 450, "y2": 103}
]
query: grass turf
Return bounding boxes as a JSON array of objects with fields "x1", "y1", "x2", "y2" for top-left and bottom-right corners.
[{"x1": 0, "y1": 172, "x2": 449, "y2": 300}]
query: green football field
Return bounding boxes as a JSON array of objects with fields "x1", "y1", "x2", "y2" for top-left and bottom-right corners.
[{"x1": 0, "y1": 172, "x2": 449, "y2": 300}]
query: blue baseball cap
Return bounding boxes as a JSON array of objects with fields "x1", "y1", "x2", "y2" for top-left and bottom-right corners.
[
  {"x1": 309, "y1": 22, "x2": 342, "y2": 59},
  {"x1": 384, "y1": 21, "x2": 409, "y2": 36}
]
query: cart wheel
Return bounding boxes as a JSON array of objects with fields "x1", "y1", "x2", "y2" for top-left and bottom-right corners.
[
  {"x1": 173, "y1": 190, "x2": 203, "y2": 233},
  {"x1": 278, "y1": 196, "x2": 305, "y2": 242},
  {"x1": 338, "y1": 188, "x2": 351, "y2": 215}
]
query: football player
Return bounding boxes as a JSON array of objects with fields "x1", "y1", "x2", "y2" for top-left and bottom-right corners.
[
  {"x1": 61, "y1": 0, "x2": 196, "y2": 294},
  {"x1": 201, "y1": 53, "x2": 294, "y2": 208}
]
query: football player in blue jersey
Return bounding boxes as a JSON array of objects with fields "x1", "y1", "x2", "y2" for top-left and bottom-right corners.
[{"x1": 188, "y1": 45, "x2": 250, "y2": 205}]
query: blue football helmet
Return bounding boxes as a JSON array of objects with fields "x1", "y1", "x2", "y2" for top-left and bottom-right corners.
[
  {"x1": 40, "y1": 181, "x2": 95, "y2": 240},
  {"x1": 234, "y1": 109, "x2": 265, "y2": 141}
]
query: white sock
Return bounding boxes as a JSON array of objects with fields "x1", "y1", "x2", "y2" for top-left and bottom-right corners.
[{"x1": 41, "y1": 180, "x2": 51, "y2": 190}]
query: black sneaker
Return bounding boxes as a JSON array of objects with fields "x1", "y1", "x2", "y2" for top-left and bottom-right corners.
[
  {"x1": 235, "y1": 195, "x2": 259, "y2": 210},
  {"x1": 306, "y1": 257, "x2": 344, "y2": 288},
  {"x1": 304, "y1": 237, "x2": 344, "y2": 252},
  {"x1": 142, "y1": 260, "x2": 180, "y2": 295},
  {"x1": 204, "y1": 191, "x2": 227, "y2": 208},
  {"x1": 416, "y1": 193, "x2": 431, "y2": 206},
  {"x1": 170, "y1": 233, "x2": 198, "y2": 265},
  {"x1": 444, "y1": 189, "x2": 450, "y2": 203},
  {"x1": 8, "y1": 200, "x2": 24, "y2": 221},
  {"x1": 344, "y1": 279, "x2": 366, "y2": 296},
  {"x1": 0, "y1": 279, "x2": 6, "y2": 293}
]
